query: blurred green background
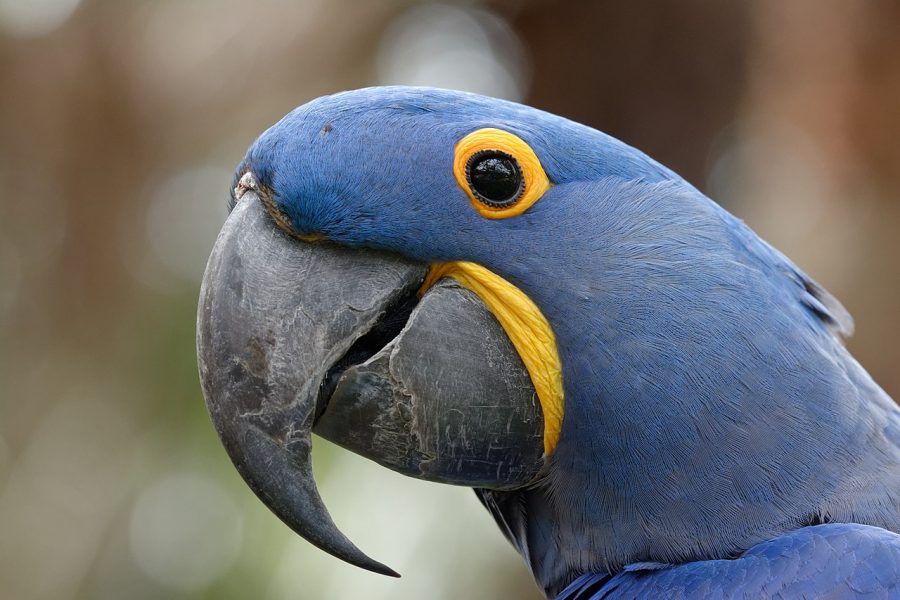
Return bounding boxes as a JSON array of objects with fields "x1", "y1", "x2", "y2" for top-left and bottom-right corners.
[{"x1": 1, "y1": 1, "x2": 899, "y2": 598}]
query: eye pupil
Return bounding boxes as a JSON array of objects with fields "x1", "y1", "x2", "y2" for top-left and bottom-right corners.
[{"x1": 466, "y1": 150, "x2": 524, "y2": 208}]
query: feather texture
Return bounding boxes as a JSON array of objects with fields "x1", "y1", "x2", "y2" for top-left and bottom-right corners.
[{"x1": 556, "y1": 524, "x2": 900, "y2": 599}]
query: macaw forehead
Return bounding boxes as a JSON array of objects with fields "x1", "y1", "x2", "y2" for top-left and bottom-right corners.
[{"x1": 235, "y1": 86, "x2": 677, "y2": 255}]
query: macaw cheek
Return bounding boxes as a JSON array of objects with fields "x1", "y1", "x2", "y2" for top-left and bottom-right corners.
[{"x1": 314, "y1": 279, "x2": 545, "y2": 490}]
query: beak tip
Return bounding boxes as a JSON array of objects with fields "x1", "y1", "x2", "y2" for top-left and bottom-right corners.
[{"x1": 368, "y1": 562, "x2": 401, "y2": 578}]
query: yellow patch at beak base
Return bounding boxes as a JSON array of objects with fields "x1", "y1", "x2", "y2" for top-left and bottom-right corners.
[{"x1": 421, "y1": 261, "x2": 564, "y2": 456}]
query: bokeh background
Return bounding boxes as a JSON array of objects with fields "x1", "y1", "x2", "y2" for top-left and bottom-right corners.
[{"x1": 1, "y1": 1, "x2": 899, "y2": 598}]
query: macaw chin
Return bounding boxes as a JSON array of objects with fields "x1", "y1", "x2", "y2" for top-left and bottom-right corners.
[{"x1": 198, "y1": 87, "x2": 900, "y2": 597}]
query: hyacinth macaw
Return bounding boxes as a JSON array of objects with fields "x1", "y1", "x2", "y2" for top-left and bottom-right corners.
[{"x1": 197, "y1": 87, "x2": 900, "y2": 598}]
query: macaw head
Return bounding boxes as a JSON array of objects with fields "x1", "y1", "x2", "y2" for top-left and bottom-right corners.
[
  {"x1": 198, "y1": 87, "x2": 862, "y2": 592},
  {"x1": 229, "y1": 86, "x2": 674, "y2": 259}
]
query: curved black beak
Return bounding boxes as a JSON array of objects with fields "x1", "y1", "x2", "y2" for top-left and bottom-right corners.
[{"x1": 197, "y1": 192, "x2": 543, "y2": 576}]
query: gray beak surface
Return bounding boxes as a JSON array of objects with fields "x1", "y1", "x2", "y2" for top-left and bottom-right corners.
[{"x1": 197, "y1": 193, "x2": 543, "y2": 575}]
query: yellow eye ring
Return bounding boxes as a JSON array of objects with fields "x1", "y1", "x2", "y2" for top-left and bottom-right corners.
[{"x1": 453, "y1": 128, "x2": 551, "y2": 219}]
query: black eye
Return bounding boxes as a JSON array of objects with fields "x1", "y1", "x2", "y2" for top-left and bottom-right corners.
[{"x1": 465, "y1": 150, "x2": 524, "y2": 208}]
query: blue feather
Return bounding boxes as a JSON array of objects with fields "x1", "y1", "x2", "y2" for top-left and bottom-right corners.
[{"x1": 556, "y1": 524, "x2": 900, "y2": 599}]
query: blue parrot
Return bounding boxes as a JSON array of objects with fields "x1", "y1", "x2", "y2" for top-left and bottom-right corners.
[{"x1": 197, "y1": 86, "x2": 900, "y2": 598}]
